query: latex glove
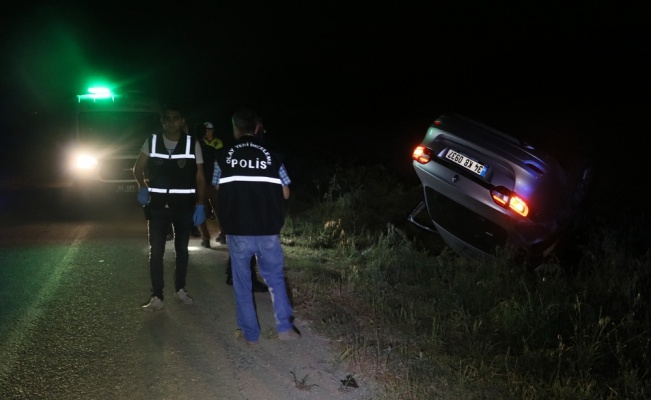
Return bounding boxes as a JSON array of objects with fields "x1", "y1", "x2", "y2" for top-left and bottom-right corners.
[
  {"x1": 137, "y1": 187, "x2": 150, "y2": 206},
  {"x1": 193, "y1": 205, "x2": 206, "y2": 226}
]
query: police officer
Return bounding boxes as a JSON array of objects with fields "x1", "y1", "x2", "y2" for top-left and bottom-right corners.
[
  {"x1": 195, "y1": 121, "x2": 223, "y2": 248},
  {"x1": 133, "y1": 102, "x2": 206, "y2": 311},
  {"x1": 213, "y1": 108, "x2": 299, "y2": 345}
]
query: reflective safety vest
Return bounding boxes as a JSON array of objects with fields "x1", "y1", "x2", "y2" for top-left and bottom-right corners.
[
  {"x1": 147, "y1": 133, "x2": 197, "y2": 210},
  {"x1": 216, "y1": 136, "x2": 287, "y2": 235}
]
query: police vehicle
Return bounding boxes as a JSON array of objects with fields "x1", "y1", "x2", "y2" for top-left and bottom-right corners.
[{"x1": 67, "y1": 86, "x2": 160, "y2": 197}]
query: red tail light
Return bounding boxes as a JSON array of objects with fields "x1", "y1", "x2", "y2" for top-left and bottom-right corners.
[
  {"x1": 412, "y1": 146, "x2": 432, "y2": 164},
  {"x1": 491, "y1": 186, "x2": 529, "y2": 217}
]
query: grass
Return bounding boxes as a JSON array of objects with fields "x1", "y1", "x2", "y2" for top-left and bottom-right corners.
[
  {"x1": 290, "y1": 368, "x2": 319, "y2": 391},
  {"x1": 279, "y1": 160, "x2": 651, "y2": 400}
]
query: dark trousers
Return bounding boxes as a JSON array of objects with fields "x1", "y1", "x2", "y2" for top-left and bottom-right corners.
[{"x1": 148, "y1": 207, "x2": 193, "y2": 300}]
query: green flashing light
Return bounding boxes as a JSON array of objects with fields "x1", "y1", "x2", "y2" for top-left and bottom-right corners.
[
  {"x1": 77, "y1": 86, "x2": 123, "y2": 102},
  {"x1": 89, "y1": 87, "x2": 111, "y2": 96}
]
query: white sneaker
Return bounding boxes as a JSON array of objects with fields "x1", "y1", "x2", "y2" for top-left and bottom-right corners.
[
  {"x1": 141, "y1": 296, "x2": 164, "y2": 312},
  {"x1": 174, "y1": 288, "x2": 193, "y2": 305}
]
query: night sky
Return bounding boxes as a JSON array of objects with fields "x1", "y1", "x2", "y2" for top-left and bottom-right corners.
[{"x1": 1, "y1": 2, "x2": 649, "y2": 180}]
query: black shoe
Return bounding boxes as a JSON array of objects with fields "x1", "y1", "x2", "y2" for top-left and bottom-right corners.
[
  {"x1": 215, "y1": 233, "x2": 227, "y2": 245},
  {"x1": 201, "y1": 239, "x2": 211, "y2": 248}
]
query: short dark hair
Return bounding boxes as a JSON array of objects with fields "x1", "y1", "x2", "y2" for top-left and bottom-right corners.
[
  {"x1": 232, "y1": 108, "x2": 258, "y2": 134},
  {"x1": 161, "y1": 102, "x2": 186, "y2": 117}
]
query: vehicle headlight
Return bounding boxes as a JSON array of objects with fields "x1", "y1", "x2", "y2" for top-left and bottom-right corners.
[{"x1": 73, "y1": 153, "x2": 98, "y2": 170}]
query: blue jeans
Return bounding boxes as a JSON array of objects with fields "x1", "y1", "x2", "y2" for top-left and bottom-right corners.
[
  {"x1": 148, "y1": 207, "x2": 193, "y2": 300},
  {"x1": 227, "y1": 235, "x2": 294, "y2": 342}
]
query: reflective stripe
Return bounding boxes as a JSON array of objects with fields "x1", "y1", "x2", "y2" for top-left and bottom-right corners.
[
  {"x1": 149, "y1": 135, "x2": 196, "y2": 159},
  {"x1": 171, "y1": 153, "x2": 195, "y2": 159},
  {"x1": 149, "y1": 188, "x2": 196, "y2": 194},
  {"x1": 149, "y1": 135, "x2": 168, "y2": 158},
  {"x1": 183, "y1": 136, "x2": 193, "y2": 158},
  {"x1": 219, "y1": 175, "x2": 282, "y2": 185}
]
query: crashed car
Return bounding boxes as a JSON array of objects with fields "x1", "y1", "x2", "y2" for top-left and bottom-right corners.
[{"x1": 408, "y1": 114, "x2": 592, "y2": 263}]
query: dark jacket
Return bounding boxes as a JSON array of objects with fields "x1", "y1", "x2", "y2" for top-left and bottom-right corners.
[
  {"x1": 199, "y1": 138, "x2": 221, "y2": 182},
  {"x1": 216, "y1": 135, "x2": 286, "y2": 235}
]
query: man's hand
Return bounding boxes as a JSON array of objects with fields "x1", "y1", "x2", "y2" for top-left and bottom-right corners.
[
  {"x1": 137, "y1": 187, "x2": 150, "y2": 206},
  {"x1": 193, "y1": 205, "x2": 206, "y2": 226}
]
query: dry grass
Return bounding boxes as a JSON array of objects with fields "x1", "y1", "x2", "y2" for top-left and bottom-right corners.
[{"x1": 280, "y1": 162, "x2": 651, "y2": 400}]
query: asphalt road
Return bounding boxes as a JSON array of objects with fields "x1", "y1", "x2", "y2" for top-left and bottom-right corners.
[{"x1": 0, "y1": 186, "x2": 380, "y2": 400}]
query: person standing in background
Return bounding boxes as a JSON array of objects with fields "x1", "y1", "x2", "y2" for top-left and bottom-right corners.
[
  {"x1": 195, "y1": 121, "x2": 223, "y2": 248},
  {"x1": 133, "y1": 102, "x2": 206, "y2": 311}
]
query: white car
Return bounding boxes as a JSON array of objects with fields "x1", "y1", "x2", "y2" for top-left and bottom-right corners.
[{"x1": 409, "y1": 114, "x2": 593, "y2": 263}]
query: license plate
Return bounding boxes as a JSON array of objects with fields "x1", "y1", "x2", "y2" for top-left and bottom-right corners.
[
  {"x1": 445, "y1": 149, "x2": 487, "y2": 177},
  {"x1": 116, "y1": 184, "x2": 137, "y2": 193}
]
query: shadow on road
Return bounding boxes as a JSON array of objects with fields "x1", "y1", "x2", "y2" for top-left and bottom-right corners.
[{"x1": 1, "y1": 184, "x2": 144, "y2": 224}]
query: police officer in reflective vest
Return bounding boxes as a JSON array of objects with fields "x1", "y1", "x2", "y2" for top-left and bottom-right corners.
[
  {"x1": 133, "y1": 102, "x2": 206, "y2": 311},
  {"x1": 213, "y1": 108, "x2": 300, "y2": 345}
]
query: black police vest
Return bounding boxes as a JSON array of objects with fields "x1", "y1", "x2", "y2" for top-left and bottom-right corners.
[
  {"x1": 147, "y1": 134, "x2": 197, "y2": 211},
  {"x1": 216, "y1": 137, "x2": 287, "y2": 235}
]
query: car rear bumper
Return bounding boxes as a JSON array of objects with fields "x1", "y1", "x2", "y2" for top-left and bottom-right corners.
[{"x1": 412, "y1": 163, "x2": 561, "y2": 260}]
